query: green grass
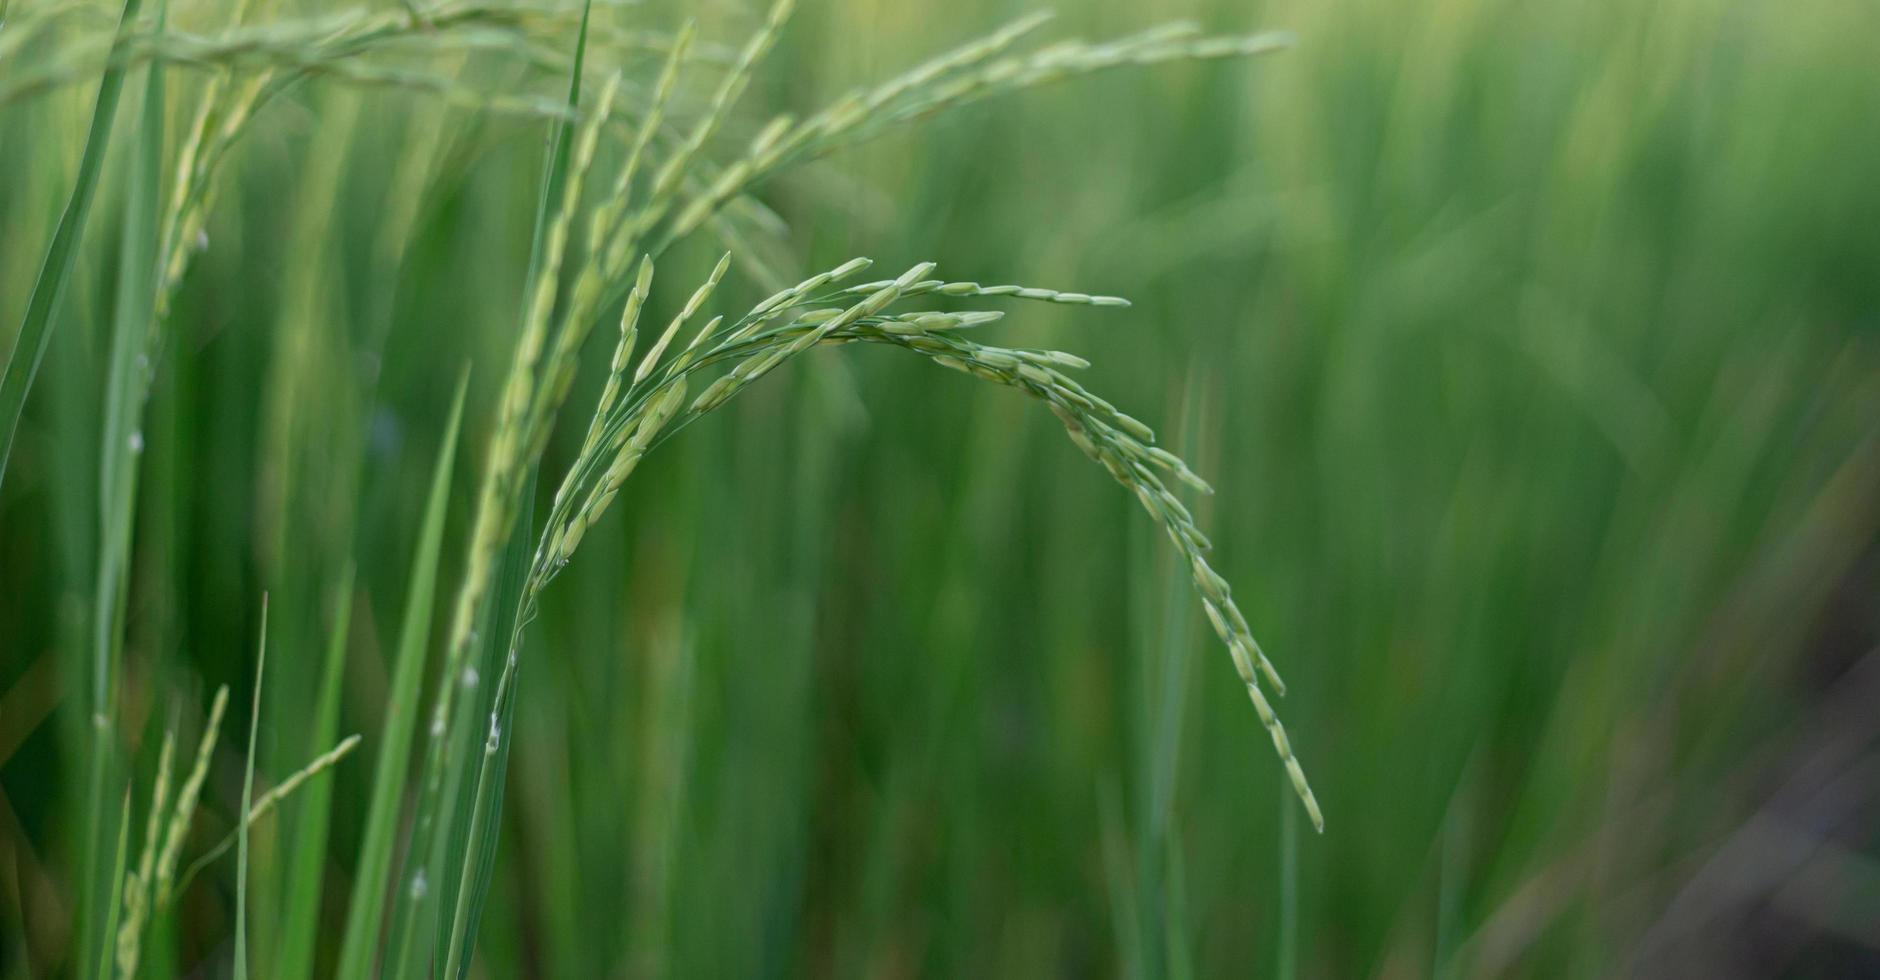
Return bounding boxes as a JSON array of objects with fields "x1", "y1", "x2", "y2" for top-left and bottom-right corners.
[
  {"x1": 3, "y1": 0, "x2": 1879, "y2": 977},
  {"x1": 233, "y1": 596, "x2": 265, "y2": 980}
]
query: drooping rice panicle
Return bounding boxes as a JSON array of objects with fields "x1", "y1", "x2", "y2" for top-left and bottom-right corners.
[
  {"x1": 506, "y1": 248, "x2": 1321, "y2": 831},
  {"x1": 834, "y1": 317, "x2": 1320, "y2": 828}
]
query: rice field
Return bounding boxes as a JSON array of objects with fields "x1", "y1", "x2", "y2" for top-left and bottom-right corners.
[{"x1": 2, "y1": 0, "x2": 1878, "y2": 976}]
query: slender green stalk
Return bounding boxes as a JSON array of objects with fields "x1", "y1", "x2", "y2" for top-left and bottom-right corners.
[
  {"x1": 438, "y1": 490, "x2": 532, "y2": 980},
  {"x1": 440, "y1": 674, "x2": 505, "y2": 980},
  {"x1": 433, "y1": 475, "x2": 533, "y2": 978},
  {"x1": 234, "y1": 595, "x2": 268, "y2": 980},
  {"x1": 268, "y1": 561, "x2": 354, "y2": 980},
  {"x1": 95, "y1": 791, "x2": 131, "y2": 980},
  {"x1": 393, "y1": 6, "x2": 591, "y2": 973}
]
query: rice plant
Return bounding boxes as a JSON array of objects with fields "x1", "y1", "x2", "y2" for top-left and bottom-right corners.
[
  {"x1": 3, "y1": 0, "x2": 1315, "y2": 974},
  {"x1": 9, "y1": 0, "x2": 1875, "y2": 974}
]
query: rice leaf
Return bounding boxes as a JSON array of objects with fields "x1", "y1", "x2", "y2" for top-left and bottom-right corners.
[
  {"x1": 0, "y1": 0, "x2": 144, "y2": 486},
  {"x1": 95, "y1": 789, "x2": 131, "y2": 980},
  {"x1": 440, "y1": 471, "x2": 533, "y2": 980},
  {"x1": 394, "y1": 4, "x2": 593, "y2": 974},
  {"x1": 275, "y1": 563, "x2": 357, "y2": 980},
  {"x1": 334, "y1": 369, "x2": 470, "y2": 980}
]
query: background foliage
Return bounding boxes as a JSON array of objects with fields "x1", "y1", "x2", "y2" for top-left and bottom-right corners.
[{"x1": 3, "y1": 0, "x2": 1879, "y2": 976}]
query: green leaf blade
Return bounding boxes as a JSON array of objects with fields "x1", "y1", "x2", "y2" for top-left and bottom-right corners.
[
  {"x1": 0, "y1": 0, "x2": 146, "y2": 488},
  {"x1": 334, "y1": 369, "x2": 471, "y2": 980}
]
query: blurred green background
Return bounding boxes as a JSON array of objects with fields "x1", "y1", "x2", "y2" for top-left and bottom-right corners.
[{"x1": 4, "y1": 0, "x2": 1880, "y2": 976}]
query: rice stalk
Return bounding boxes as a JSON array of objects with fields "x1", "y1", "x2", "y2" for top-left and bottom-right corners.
[
  {"x1": 392, "y1": 8, "x2": 596, "y2": 975},
  {"x1": 96, "y1": 791, "x2": 131, "y2": 980},
  {"x1": 97, "y1": 702, "x2": 361, "y2": 971},
  {"x1": 232, "y1": 596, "x2": 267, "y2": 980},
  {"x1": 275, "y1": 565, "x2": 356, "y2": 980},
  {"x1": 333, "y1": 369, "x2": 468, "y2": 980}
]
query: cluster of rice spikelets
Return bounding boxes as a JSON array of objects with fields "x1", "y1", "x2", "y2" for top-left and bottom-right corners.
[
  {"x1": 654, "y1": 18, "x2": 1296, "y2": 249},
  {"x1": 525, "y1": 254, "x2": 1326, "y2": 831},
  {"x1": 105, "y1": 687, "x2": 358, "y2": 976}
]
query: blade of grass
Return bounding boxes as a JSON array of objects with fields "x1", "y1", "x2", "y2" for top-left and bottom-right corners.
[
  {"x1": 334, "y1": 368, "x2": 470, "y2": 980},
  {"x1": 441, "y1": 474, "x2": 533, "y2": 980},
  {"x1": 397, "y1": 516, "x2": 513, "y2": 979},
  {"x1": 1133, "y1": 373, "x2": 1206, "y2": 980},
  {"x1": 431, "y1": 7, "x2": 601, "y2": 966},
  {"x1": 275, "y1": 563, "x2": 357, "y2": 980},
  {"x1": 96, "y1": 789, "x2": 131, "y2": 980},
  {"x1": 391, "y1": 5, "x2": 591, "y2": 973},
  {"x1": 0, "y1": 0, "x2": 144, "y2": 486},
  {"x1": 235, "y1": 594, "x2": 269, "y2": 980},
  {"x1": 75, "y1": 7, "x2": 160, "y2": 972}
]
